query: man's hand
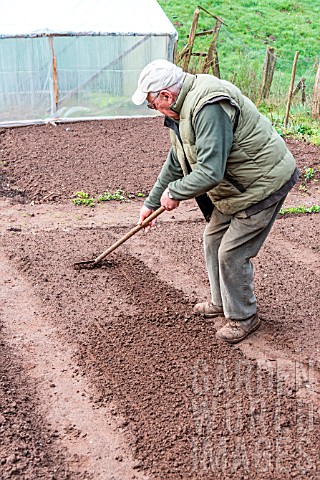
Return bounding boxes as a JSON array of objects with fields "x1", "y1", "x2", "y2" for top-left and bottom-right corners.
[
  {"x1": 138, "y1": 189, "x2": 180, "y2": 233},
  {"x1": 160, "y1": 188, "x2": 180, "y2": 211},
  {"x1": 138, "y1": 205, "x2": 158, "y2": 233}
]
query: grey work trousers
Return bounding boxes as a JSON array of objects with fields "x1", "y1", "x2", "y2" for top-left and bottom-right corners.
[{"x1": 204, "y1": 197, "x2": 286, "y2": 320}]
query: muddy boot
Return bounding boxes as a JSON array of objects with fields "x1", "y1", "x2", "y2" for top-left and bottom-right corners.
[
  {"x1": 216, "y1": 313, "x2": 261, "y2": 344},
  {"x1": 194, "y1": 302, "x2": 224, "y2": 318}
]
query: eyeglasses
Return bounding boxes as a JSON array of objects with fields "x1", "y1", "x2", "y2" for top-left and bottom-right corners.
[{"x1": 147, "y1": 92, "x2": 160, "y2": 110}]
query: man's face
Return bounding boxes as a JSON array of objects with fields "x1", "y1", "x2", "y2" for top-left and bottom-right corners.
[{"x1": 146, "y1": 90, "x2": 180, "y2": 120}]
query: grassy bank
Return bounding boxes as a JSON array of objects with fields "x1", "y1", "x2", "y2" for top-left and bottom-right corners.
[{"x1": 159, "y1": 0, "x2": 319, "y2": 60}]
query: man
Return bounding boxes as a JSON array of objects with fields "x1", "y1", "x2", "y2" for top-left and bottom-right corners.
[{"x1": 132, "y1": 59, "x2": 298, "y2": 344}]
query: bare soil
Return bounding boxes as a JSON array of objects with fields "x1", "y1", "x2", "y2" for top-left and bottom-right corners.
[{"x1": 0, "y1": 118, "x2": 319, "y2": 479}]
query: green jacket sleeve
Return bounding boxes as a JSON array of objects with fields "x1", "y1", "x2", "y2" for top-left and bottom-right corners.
[
  {"x1": 168, "y1": 103, "x2": 233, "y2": 200},
  {"x1": 144, "y1": 146, "x2": 183, "y2": 210}
]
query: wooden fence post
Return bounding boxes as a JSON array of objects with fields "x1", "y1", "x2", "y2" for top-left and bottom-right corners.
[
  {"x1": 293, "y1": 76, "x2": 306, "y2": 105},
  {"x1": 260, "y1": 46, "x2": 277, "y2": 101},
  {"x1": 284, "y1": 51, "x2": 299, "y2": 127},
  {"x1": 48, "y1": 37, "x2": 59, "y2": 111},
  {"x1": 181, "y1": 7, "x2": 200, "y2": 71},
  {"x1": 202, "y1": 19, "x2": 222, "y2": 77},
  {"x1": 176, "y1": 7, "x2": 226, "y2": 74},
  {"x1": 311, "y1": 62, "x2": 320, "y2": 119}
]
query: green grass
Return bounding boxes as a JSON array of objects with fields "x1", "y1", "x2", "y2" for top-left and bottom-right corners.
[{"x1": 159, "y1": 0, "x2": 319, "y2": 63}]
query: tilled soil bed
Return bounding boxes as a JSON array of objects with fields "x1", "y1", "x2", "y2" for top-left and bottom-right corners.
[{"x1": 0, "y1": 118, "x2": 320, "y2": 479}]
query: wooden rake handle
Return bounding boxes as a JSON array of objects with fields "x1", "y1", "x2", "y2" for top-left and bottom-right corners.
[{"x1": 94, "y1": 206, "x2": 165, "y2": 263}]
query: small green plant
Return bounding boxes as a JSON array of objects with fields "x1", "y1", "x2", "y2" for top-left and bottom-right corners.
[
  {"x1": 71, "y1": 189, "x2": 148, "y2": 207},
  {"x1": 280, "y1": 205, "x2": 320, "y2": 215},
  {"x1": 304, "y1": 167, "x2": 314, "y2": 181},
  {"x1": 72, "y1": 191, "x2": 95, "y2": 207},
  {"x1": 97, "y1": 190, "x2": 127, "y2": 202}
]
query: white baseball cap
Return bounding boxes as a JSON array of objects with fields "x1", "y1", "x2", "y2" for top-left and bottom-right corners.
[{"x1": 132, "y1": 59, "x2": 186, "y2": 105}]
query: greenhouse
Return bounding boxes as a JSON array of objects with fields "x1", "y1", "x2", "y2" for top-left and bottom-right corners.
[{"x1": 0, "y1": 0, "x2": 177, "y2": 126}]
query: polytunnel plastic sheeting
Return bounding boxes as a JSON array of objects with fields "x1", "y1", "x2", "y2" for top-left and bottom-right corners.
[{"x1": 0, "y1": 0, "x2": 178, "y2": 126}]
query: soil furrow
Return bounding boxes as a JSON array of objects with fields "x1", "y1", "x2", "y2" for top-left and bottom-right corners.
[{"x1": 0, "y1": 248, "x2": 149, "y2": 480}]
